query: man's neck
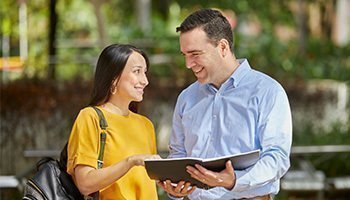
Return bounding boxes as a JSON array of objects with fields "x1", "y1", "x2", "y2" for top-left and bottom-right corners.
[{"x1": 213, "y1": 58, "x2": 240, "y2": 89}]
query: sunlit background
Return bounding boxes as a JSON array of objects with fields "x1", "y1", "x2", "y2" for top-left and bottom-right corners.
[{"x1": 1, "y1": 0, "x2": 350, "y2": 199}]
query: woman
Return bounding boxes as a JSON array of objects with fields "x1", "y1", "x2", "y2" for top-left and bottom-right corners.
[{"x1": 67, "y1": 44, "x2": 160, "y2": 199}]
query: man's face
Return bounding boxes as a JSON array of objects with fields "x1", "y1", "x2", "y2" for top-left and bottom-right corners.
[{"x1": 179, "y1": 28, "x2": 223, "y2": 86}]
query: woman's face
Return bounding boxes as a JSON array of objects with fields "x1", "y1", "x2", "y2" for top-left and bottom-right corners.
[{"x1": 114, "y1": 51, "x2": 149, "y2": 102}]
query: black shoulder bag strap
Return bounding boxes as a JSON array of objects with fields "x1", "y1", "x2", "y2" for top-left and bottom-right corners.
[{"x1": 86, "y1": 106, "x2": 108, "y2": 200}]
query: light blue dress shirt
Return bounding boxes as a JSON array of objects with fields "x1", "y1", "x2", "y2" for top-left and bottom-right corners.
[{"x1": 168, "y1": 59, "x2": 292, "y2": 200}]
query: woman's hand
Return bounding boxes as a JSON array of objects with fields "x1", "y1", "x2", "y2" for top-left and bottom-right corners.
[{"x1": 128, "y1": 154, "x2": 161, "y2": 166}]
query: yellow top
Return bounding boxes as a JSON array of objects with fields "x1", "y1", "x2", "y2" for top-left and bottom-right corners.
[{"x1": 67, "y1": 106, "x2": 158, "y2": 200}]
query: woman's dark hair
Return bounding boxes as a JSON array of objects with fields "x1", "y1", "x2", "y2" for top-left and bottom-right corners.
[
  {"x1": 89, "y1": 44, "x2": 149, "y2": 113},
  {"x1": 176, "y1": 8, "x2": 233, "y2": 52}
]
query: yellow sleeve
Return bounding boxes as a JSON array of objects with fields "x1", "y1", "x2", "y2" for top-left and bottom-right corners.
[
  {"x1": 143, "y1": 116, "x2": 157, "y2": 154},
  {"x1": 67, "y1": 107, "x2": 100, "y2": 175}
]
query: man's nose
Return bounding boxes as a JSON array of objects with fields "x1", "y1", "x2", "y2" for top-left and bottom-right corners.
[{"x1": 185, "y1": 57, "x2": 195, "y2": 69}]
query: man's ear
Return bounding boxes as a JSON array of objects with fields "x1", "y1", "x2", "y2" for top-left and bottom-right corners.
[{"x1": 219, "y1": 39, "x2": 230, "y2": 57}]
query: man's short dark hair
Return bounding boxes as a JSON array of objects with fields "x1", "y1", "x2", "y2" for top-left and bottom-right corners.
[{"x1": 176, "y1": 8, "x2": 234, "y2": 52}]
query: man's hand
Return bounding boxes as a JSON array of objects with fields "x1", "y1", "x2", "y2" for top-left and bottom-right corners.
[
  {"x1": 157, "y1": 180, "x2": 196, "y2": 198},
  {"x1": 186, "y1": 160, "x2": 236, "y2": 190}
]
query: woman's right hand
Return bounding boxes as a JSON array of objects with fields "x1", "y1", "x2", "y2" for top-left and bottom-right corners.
[{"x1": 128, "y1": 154, "x2": 161, "y2": 166}]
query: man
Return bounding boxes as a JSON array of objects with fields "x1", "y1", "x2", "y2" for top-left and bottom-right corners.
[{"x1": 158, "y1": 8, "x2": 292, "y2": 200}]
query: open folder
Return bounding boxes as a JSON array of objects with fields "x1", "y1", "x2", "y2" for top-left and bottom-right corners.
[{"x1": 145, "y1": 149, "x2": 260, "y2": 189}]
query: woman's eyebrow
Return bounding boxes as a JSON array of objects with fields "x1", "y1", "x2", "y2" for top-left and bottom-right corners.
[{"x1": 132, "y1": 65, "x2": 147, "y2": 70}]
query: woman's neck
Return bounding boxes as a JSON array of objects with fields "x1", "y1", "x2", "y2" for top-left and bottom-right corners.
[{"x1": 102, "y1": 101, "x2": 129, "y2": 116}]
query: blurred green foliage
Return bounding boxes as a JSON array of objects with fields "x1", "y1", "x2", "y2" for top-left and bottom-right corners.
[
  {"x1": 236, "y1": 33, "x2": 350, "y2": 82},
  {"x1": 1, "y1": 0, "x2": 349, "y2": 82}
]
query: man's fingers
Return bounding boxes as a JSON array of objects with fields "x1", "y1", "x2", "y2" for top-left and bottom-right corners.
[
  {"x1": 188, "y1": 185, "x2": 197, "y2": 194},
  {"x1": 156, "y1": 180, "x2": 165, "y2": 189},
  {"x1": 195, "y1": 164, "x2": 208, "y2": 173},
  {"x1": 194, "y1": 164, "x2": 220, "y2": 181},
  {"x1": 187, "y1": 161, "x2": 235, "y2": 187},
  {"x1": 180, "y1": 182, "x2": 193, "y2": 194},
  {"x1": 161, "y1": 180, "x2": 194, "y2": 197},
  {"x1": 225, "y1": 160, "x2": 234, "y2": 174},
  {"x1": 174, "y1": 181, "x2": 185, "y2": 193}
]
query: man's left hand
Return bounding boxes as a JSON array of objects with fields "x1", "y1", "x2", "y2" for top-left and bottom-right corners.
[{"x1": 186, "y1": 160, "x2": 236, "y2": 190}]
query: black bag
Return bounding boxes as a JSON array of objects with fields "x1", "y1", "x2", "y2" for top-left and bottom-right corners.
[
  {"x1": 23, "y1": 157, "x2": 84, "y2": 200},
  {"x1": 23, "y1": 107, "x2": 108, "y2": 200}
]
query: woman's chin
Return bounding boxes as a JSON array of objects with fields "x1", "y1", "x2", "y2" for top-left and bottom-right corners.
[{"x1": 133, "y1": 96, "x2": 143, "y2": 102}]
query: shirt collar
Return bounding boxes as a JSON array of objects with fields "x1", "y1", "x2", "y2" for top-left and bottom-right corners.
[
  {"x1": 230, "y1": 58, "x2": 251, "y2": 88},
  {"x1": 200, "y1": 58, "x2": 251, "y2": 93}
]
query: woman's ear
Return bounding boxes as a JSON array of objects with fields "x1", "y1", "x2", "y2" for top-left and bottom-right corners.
[
  {"x1": 110, "y1": 78, "x2": 119, "y2": 94},
  {"x1": 110, "y1": 85, "x2": 117, "y2": 95}
]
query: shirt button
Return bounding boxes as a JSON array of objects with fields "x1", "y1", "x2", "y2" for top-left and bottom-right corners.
[{"x1": 213, "y1": 115, "x2": 217, "y2": 119}]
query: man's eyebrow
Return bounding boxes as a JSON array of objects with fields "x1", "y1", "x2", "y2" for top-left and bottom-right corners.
[{"x1": 180, "y1": 50, "x2": 204, "y2": 55}]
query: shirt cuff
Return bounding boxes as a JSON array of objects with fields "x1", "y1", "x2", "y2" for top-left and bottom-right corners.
[
  {"x1": 167, "y1": 193, "x2": 184, "y2": 200},
  {"x1": 230, "y1": 170, "x2": 250, "y2": 192}
]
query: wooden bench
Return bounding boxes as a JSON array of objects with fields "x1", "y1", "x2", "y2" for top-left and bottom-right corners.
[
  {"x1": 281, "y1": 170, "x2": 326, "y2": 191},
  {"x1": 327, "y1": 176, "x2": 350, "y2": 191},
  {"x1": 0, "y1": 176, "x2": 19, "y2": 189},
  {"x1": 281, "y1": 145, "x2": 350, "y2": 199}
]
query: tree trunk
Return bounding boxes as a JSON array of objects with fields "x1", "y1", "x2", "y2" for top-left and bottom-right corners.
[
  {"x1": 48, "y1": 0, "x2": 57, "y2": 80},
  {"x1": 333, "y1": 0, "x2": 350, "y2": 46},
  {"x1": 136, "y1": 0, "x2": 151, "y2": 34},
  {"x1": 90, "y1": 0, "x2": 107, "y2": 48},
  {"x1": 296, "y1": 0, "x2": 307, "y2": 56},
  {"x1": 18, "y1": 0, "x2": 28, "y2": 62},
  {"x1": 320, "y1": 0, "x2": 335, "y2": 39}
]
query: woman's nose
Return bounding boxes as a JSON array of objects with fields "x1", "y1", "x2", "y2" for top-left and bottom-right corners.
[{"x1": 141, "y1": 74, "x2": 149, "y2": 86}]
